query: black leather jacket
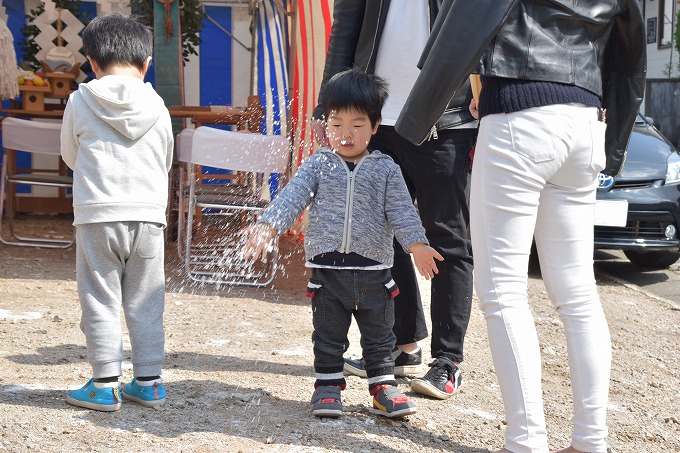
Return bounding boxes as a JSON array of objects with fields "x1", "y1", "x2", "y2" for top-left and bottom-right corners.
[
  {"x1": 395, "y1": 0, "x2": 646, "y2": 176},
  {"x1": 313, "y1": 0, "x2": 475, "y2": 130}
]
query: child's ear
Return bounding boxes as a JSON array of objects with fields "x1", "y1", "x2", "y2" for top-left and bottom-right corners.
[
  {"x1": 372, "y1": 119, "x2": 381, "y2": 134},
  {"x1": 141, "y1": 56, "x2": 153, "y2": 76},
  {"x1": 87, "y1": 56, "x2": 101, "y2": 79}
]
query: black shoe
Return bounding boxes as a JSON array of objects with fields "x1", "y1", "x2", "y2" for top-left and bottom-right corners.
[
  {"x1": 343, "y1": 347, "x2": 423, "y2": 378},
  {"x1": 343, "y1": 357, "x2": 368, "y2": 378},
  {"x1": 410, "y1": 357, "x2": 462, "y2": 400}
]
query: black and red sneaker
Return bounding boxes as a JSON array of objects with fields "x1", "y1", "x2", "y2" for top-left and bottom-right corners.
[
  {"x1": 410, "y1": 357, "x2": 462, "y2": 400},
  {"x1": 370, "y1": 384, "x2": 416, "y2": 418}
]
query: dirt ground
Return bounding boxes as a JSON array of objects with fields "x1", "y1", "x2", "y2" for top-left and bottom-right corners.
[{"x1": 0, "y1": 214, "x2": 679, "y2": 453}]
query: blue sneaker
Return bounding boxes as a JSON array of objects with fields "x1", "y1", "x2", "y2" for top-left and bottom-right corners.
[
  {"x1": 122, "y1": 378, "x2": 166, "y2": 407},
  {"x1": 66, "y1": 378, "x2": 122, "y2": 412}
]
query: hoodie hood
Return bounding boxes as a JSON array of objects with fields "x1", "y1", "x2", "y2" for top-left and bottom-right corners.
[{"x1": 77, "y1": 75, "x2": 166, "y2": 140}]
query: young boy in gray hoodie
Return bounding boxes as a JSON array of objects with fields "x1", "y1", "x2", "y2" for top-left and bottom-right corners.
[
  {"x1": 60, "y1": 13, "x2": 174, "y2": 412},
  {"x1": 243, "y1": 68, "x2": 443, "y2": 418}
]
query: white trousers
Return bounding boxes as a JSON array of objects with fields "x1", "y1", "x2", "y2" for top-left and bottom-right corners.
[{"x1": 470, "y1": 104, "x2": 612, "y2": 453}]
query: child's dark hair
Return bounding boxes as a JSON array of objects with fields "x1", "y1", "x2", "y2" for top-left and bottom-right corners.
[
  {"x1": 81, "y1": 13, "x2": 153, "y2": 72},
  {"x1": 321, "y1": 68, "x2": 388, "y2": 127}
]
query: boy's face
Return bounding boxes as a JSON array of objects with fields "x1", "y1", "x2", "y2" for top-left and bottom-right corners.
[{"x1": 326, "y1": 108, "x2": 379, "y2": 161}]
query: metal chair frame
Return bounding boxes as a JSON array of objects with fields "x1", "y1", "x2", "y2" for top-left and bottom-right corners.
[
  {"x1": 180, "y1": 126, "x2": 290, "y2": 286},
  {"x1": 0, "y1": 117, "x2": 74, "y2": 248}
]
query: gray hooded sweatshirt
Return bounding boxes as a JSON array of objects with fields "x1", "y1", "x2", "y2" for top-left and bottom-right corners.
[{"x1": 61, "y1": 75, "x2": 174, "y2": 226}]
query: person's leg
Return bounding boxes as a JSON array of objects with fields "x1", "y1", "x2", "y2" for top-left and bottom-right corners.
[
  {"x1": 534, "y1": 108, "x2": 610, "y2": 453},
  {"x1": 309, "y1": 268, "x2": 354, "y2": 417},
  {"x1": 75, "y1": 222, "x2": 126, "y2": 379},
  {"x1": 121, "y1": 222, "x2": 166, "y2": 379},
  {"x1": 397, "y1": 128, "x2": 475, "y2": 364},
  {"x1": 354, "y1": 269, "x2": 397, "y2": 382},
  {"x1": 354, "y1": 269, "x2": 415, "y2": 418},
  {"x1": 311, "y1": 268, "x2": 353, "y2": 387},
  {"x1": 68, "y1": 223, "x2": 126, "y2": 411},
  {"x1": 390, "y1": 238, "x2": 425, "y2": 352},
  {"x1": 471, "y1": 108, "x2": 563, "y2": 452},
  {"x1": 369, "y1": 127, "x2": 428, "y2": 347}
]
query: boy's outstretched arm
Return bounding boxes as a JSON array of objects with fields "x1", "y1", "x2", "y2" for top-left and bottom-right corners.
[
  {"x1": 409, "y1": 243, "x2": 444, "y2": 280},
  {"x1": 242, "y1": 223, "x2": 278, "y2": 262}
]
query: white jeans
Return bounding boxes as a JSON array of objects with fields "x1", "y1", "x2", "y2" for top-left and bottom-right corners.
[{"x1": 470, "y1": 104, "x2": 612, "y2": 453}]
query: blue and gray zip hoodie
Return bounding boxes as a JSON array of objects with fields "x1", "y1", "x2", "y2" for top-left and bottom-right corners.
[{"x1": 259, "y1": 148, "x2": 428, "y2": 266}]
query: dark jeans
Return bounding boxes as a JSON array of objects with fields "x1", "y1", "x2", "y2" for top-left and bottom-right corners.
[
  {"x1": 369, "y1": 126, "x2": 475, "y2": 363},
  {"x1": 310, "y1": 268, "x2": 396, "y2": 375}
]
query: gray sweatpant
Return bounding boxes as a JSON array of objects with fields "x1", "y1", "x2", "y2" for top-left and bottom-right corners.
[{"x1": 75, "y1": 221, "x2": 165, "y2": 379}]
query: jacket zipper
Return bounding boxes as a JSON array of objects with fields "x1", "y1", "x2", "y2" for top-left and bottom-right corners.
[
  {"x1": 428, "y1": 125, "x2": 438, "y2": 141},
  {"x1": 338, "y1": 154, "x2": 369, "y2": 253},
  {"x1": 366, "y1": 0, "x2": 384, "y2": 69},
  {"x1": 425, "y1": 4, "x2": 437, "y2": 142}
]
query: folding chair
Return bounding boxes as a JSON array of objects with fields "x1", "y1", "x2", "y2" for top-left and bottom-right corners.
[
  {"x1": 181, "y1": 126, "x2": 290, "y2": 286},
  {"x1": 0, "y1": 117, "x2": 74, "y2": 248},
  {"x1": 175, "y1": 128, "x2": 262, "y2": 258}
]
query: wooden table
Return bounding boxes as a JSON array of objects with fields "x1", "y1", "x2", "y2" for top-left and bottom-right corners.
[
  {"x1": 168, "y1": 95, "x2": 263, "y2": 132},
  {"x1": 0, "y1": 107, "x2": 66, "y2": 121}
]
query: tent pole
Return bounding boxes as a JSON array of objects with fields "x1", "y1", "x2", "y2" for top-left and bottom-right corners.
[
  {"x1": 249, "y1": 0, "x2": 259, "y2": 96},
  {"x1": 285, "y1": 0, "x2": 298, "y2": 180},
  {"x1": 286, "y1": 0, "x2": 298, "y2": 101}
]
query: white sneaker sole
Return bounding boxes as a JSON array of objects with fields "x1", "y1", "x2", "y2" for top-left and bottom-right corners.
[
  {"x1": 410, "y1": 378, "x2": 459, "y2": 400},
  {"x1": 312, "y1": 408, "x2": 342, "y2": 417},
  {"x1": 66, "y1": 395, "x2": 122, "y2": 412},
  {"x1": 343, "y1": 362, "x2": 422, "y2": 378},
  {"x1": 121, "y1": 390, "x2": 166, "y2": 407},
  {"x1": 371, "y1": 406, "x2": 417, "y2": 418}
]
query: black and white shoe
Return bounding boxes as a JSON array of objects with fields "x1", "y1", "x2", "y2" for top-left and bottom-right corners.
[
  {"x1": 410, "y1": 357, "x2": 462, "y2": 400},
  {"x1": 343, "y1": 347, "x2": 423, "y2": 378}
]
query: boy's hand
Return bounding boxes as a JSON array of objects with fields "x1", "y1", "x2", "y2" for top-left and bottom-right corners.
[
  {"x1": 409, "y1": 243, "x2": 444, "y2": 280},
  {"x1": 242, "y1": 223, "x2": 277, "y2": 261}
]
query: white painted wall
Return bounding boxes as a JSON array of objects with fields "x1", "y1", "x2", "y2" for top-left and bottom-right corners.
[
  {"x1": 181, "y1": 5, "x2": 252, "y2": 109},
  {"x1": 69, "y1": 1, "x2": 252, "y2": 110},
  {"x1": 642, "y1": 0, "x2": 680, "y2": 78},
  {"x1": 230, "y1": 7, "x2": 252, "y2": 107}
]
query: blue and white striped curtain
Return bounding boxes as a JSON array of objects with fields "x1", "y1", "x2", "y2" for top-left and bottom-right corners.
[{"x1": 254, "y1": 0, "x2": 290, "y2": 137}]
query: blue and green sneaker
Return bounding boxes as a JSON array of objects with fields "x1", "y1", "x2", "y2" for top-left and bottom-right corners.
[
  {"x1": 122, "y1": 378, "x2": 166, "y2": 407},
  {"x1": 66, "y1": 378, "x2": 122, "y2": 412}
]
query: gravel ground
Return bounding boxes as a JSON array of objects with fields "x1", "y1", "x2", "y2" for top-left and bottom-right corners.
[{"x1": 0, "y1": 214, "x2": 679, "y2": 452}]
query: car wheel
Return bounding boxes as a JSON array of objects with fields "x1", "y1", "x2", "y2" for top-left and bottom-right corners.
[{"x1": 623, "y1": 250, "x2": 680, "y2": 269}]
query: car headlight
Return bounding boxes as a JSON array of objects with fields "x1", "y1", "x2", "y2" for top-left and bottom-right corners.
[{"x1": 665, "y1": 152, "x2": 680, "y2": 185}]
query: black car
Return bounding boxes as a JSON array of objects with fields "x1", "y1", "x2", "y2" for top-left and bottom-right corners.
[{"x1": 594, "y1": 115, "x2": 680, "y2": 269}]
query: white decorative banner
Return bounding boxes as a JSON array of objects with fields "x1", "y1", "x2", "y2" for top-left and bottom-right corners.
[
  {"x1": 0, "y1": 0, "x2": 7, "y2": 24},
  {"x1": 33, "y1": 7, "x2": 87, "y2": 81},
  {"x1": 97, "y1": 1, "x2": 131, "y2": 14},
  {"x1": 42, "y1": 0, "x2": 57, "y2": 21},
  {"x1": 97, "y1": 0, "x2": 112, "y2": 13}
]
